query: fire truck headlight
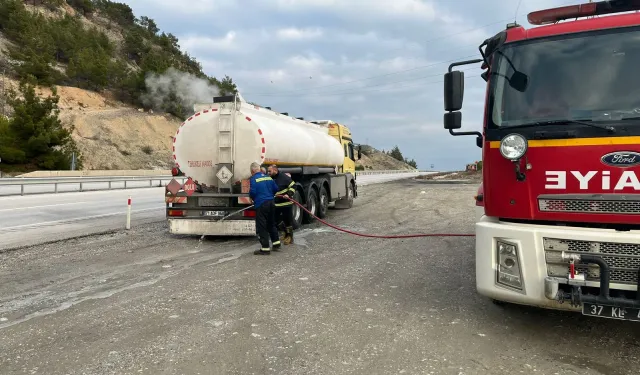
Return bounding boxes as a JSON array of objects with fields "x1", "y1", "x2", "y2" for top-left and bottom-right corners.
[
  {"x1": 496, "y1": 240, "x2": 524, "y2": 291},
  {"x1": 499, "y1": 133, "x2": 528, "y2": 161}
]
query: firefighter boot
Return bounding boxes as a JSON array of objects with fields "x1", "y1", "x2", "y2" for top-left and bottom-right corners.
[
  {"x1": 283, "y1": 227, "x2": 294, "y2": 245},
  {"x1": 277, "y1": 221, "x2": 286, "y2": 242}
]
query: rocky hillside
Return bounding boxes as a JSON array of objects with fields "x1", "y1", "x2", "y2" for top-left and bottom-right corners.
[{"x1": 356, "y1": 145, "x2": 417, "y2": 171}]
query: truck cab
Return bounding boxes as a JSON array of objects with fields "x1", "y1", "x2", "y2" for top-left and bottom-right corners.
[
  {"x1": 443, "y1": 1, "x2": 640, "y2": 321},
  {"x1": 312, "y1": 120, "x2": 360, "y2": 175}
]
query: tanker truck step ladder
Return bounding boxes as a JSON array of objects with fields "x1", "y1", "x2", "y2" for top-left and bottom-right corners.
[{"x1": 216, "y1": 101, "x2": 235, "y2": 193}]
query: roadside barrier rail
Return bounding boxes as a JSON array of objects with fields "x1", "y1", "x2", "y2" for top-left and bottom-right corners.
[{"x1": 0, "y1": 170, "x2": 433, "y2": 196}]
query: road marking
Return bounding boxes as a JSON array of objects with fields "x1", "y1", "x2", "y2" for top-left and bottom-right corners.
[
  {"x1": 3, "y1": 206, "x2": 166, "y2": 231},
  {"x1": 0, "y1": 201, "x2": 94, "y2": 212}
]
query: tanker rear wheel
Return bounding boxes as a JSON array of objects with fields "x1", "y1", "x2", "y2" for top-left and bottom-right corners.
[
  {"x1": 303, "y1": 188, "x2": 318, "y2": 224},
  {"x1": 292, "y1": 189, "x2": 303, "y2": 230},
  {"x1": 317, "y1": 185, "x2": 329, "y2": 219}
]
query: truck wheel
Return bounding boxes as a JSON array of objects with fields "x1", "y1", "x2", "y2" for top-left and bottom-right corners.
[
  {"x1": 303, "y1": 188, "x2": 318, "y2": 224},
  {"x1": 292, "y1": 189, "x2": 303, "y2": 230},
  {"x1": 335, "y1": 182, "x2": 354, "y2": 209},
  {"x1": 317, "y1": 185, "x2": 329, "y2": 219}
]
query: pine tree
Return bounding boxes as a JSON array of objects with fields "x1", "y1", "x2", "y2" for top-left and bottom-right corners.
[
  {"x1": 0, "y1": 80, "x2": 81, "y2": 171},
  {"x1": 389, "y1": 145, "x2": 404, "y2": 162}
]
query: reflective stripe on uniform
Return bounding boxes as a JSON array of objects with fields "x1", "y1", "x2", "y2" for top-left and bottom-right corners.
[
  {"x1": 261, "y1": 247, "x2": 271, "y2": 251},
  {"x1": 275, "y1": 202, "x2": 293, "y2": 207},
  {"x1": 272, "y1": 241, "x2": 281, "y2": 246},
  {"x1": 276, "y1": 181, "x2": 295, "y2": 195},
  {"x1": 256, "y1": 177, "x2": 273, "y2": 182}
]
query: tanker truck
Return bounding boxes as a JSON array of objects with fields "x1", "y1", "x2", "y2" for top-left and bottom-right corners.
[{"x1": 165, "y1": 93, "x2": 361, "y2": 236}]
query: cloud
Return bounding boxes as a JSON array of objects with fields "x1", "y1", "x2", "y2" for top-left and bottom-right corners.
[
  {"x1": 122, "y1": 0, "x2": 572, "y2": 171},
  {"x1": 276, "y1": 27, "x2": 324, "y2": 40},
  {"x1": 180, "y1": 31, "x2": 238, "y2": 52},
  {"x1": 274, "y1": 0, "x2": 439, "y2": 21}
]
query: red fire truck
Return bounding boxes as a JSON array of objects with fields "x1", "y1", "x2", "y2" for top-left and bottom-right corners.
[{"x1": 444, "y1": 1, "x2": 640, "y2": 321}]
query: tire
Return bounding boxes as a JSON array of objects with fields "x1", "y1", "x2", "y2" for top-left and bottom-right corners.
[
  {"x1": 303, "y1": 188, "x2": 318, "y2": 224},
  {"x1": 335, "y1": 182, "x2": 354, "y2": 209},
  {"x1": 291, "y1": 189, "x2": 303, "y2": 230},
  {"x1": 317, "y1": 185, "x2": 329, "y2": 219}
]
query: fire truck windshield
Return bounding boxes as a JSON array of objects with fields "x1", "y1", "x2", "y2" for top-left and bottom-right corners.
[{"x1": 488, "y1": 26, "x2": 640, "y2": 129}]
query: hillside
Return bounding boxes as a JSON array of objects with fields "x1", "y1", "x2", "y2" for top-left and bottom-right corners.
[
  {"x1": 356, "y1": 145, "x2": 417, "y2": 171},
  {"x1": 0, "y1": 0, "x2": 416, "y2": 173},
  {"x1": 0, "y1": 0, "x2": 234, "y2": 172}
]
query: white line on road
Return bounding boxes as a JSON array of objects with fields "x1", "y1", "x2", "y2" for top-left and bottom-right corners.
[
  {"x1": 0, "y1": 201, "x2": 94, "y2": 212},
  {"x1": 3, "y1": 206, "x2": 166, "y2": 232}
]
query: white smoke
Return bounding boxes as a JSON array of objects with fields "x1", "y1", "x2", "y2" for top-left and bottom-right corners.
[{"x1": 141, "y1": 67, "x2": 222, "y2": 111}]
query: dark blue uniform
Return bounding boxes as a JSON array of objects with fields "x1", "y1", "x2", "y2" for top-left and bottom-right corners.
[
  {"x1": 249, "y1": 172, "x2": 280, "y2": 254},
  {"x1": 272, "y1": 171, "x2": 296, "y2": 244}
]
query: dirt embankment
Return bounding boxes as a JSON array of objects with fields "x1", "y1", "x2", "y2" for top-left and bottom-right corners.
[
  {"x1": 356, "y1": 145, "x2": 417, "y2": 171},
  {"x1": 6, "y1": 79, "x2": 182, "y2": 170},
  {"x1": 418, "y1": 170, "x2": 482, "y2": 181},
  {"x1": 45, "y1": 85, "x2": 180, "y2": 170}
]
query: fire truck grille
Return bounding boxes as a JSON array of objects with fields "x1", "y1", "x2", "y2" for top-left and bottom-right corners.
[
  {"x1": 539, "y1": 198, "x2": 640, "y2": 215},
  {"x1": 544, "y1": 238, "x2": 640, "y2": 285}
]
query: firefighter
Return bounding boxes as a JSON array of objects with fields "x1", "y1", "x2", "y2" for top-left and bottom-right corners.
[
  {"x1": 248, "y1": 162, "x2": 281, "y2": 255},
  {"x1": 268, "y1": 164, "x2": 296, "y2": 245}
]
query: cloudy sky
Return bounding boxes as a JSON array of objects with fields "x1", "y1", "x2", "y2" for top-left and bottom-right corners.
[{"x1": 125, "y1": 0, "x2": 572, "y2": 171}]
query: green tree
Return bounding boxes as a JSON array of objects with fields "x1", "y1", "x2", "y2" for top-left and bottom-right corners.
[
  {"x1": 137, "y1": 16, "x2": 159, "y2": 35},
  {"x1": 406, "y1": 159, "x2": 418, "y2": 169},
  {"x1": 389, "y1": 145, "x2": 404, "y2": 162},
  {"x1": 217, "y1": 75, "x2": 238, "y2": 95},
  {"x1": 0, "y1": 80, "x2": 81, "y2": 171},
  {"x1": 66, "y1": 0, "x2": 95, "y2": 16},
  {"x1": 95, "y1": 0, "x2": 136, "y2": 27}
]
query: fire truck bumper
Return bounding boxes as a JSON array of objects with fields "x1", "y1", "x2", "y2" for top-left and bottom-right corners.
[
  {"x1": 476, "y1": 215, "x2": 640, "y2": 316},
  {"x1": 168, "y1": 218, "x2": 256, "y2": 236}
]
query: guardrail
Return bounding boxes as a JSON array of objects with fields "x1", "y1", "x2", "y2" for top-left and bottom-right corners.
[
  {"x1": 0, "y1": 176, "x2": 188, "y2": 196},
  {"x1": 355, "y1": 169, "x2": 427, "y2": 175},
  {"x1": 0, "y1": 170, "x2": 432, "y2": 197}
]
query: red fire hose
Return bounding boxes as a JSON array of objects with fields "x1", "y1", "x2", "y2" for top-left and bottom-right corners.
[{"x1": 277, "y1": 195, "x2": 475, "y2": 238}]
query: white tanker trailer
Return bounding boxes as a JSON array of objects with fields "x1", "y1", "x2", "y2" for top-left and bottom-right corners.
[{"x1": 165, "y1": 93, "x2": 361, "y2": 236}]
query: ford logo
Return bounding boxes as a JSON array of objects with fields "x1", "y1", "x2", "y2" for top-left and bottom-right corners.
[{"x1": 601, "y1": 151, "x2": 640, "y2": 167}]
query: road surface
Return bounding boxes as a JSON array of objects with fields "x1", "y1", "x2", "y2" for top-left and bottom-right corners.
[
  {"x1": 0, "y1": 172, "x2": 429, "y2": 250},
  {"x1": 1, "y1": 179, "x2": 638, "y2": 375}
]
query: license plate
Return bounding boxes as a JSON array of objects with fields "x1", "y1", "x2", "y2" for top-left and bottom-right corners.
[
  {"x1": 582, "y1": 303, "x2": 640, "y2": 322},
  {"x1": 199, "y1": 197, "x2": 228, "y2": 207},
  {"x1": 203, "y1": 210, "x2": 225, "y2": 217}
]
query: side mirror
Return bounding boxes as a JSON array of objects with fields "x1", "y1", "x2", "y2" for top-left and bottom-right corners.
[
  {"x1": 444, "y1": 70, "x2": 464, "y2": 111},
  {"x1": 476, "y1": 135, "x2": 483, "y2": 148},
  {"x1": 357, "y1": 145, "x2": 362, "y2": 160},
  {"x1": 444, "y1": 112, "x2": 462, "y2": 130}
]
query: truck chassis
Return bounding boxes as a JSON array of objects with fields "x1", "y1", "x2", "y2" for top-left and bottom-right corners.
[{"x1": 166, "y1": 167, "x2": 356, "y2": 236}]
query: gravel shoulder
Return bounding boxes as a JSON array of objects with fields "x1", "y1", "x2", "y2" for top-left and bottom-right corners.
[{"x1": 0, "y1": 179, "x2": 638, "y2": 375}]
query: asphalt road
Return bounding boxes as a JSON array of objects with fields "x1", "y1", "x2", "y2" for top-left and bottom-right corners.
[
  {"x1": 0, "y1": 172, "x2": 429, "y2": 251},
  {"x1": 1, "y1": 179, "x2": 639, "y2": 375}
]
